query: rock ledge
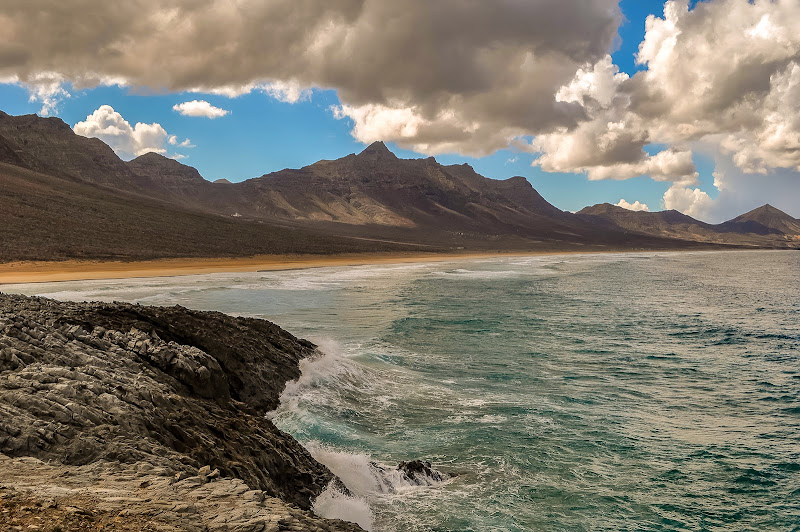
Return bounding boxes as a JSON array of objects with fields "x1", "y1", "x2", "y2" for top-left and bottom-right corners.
[{"x1": 0, "y1": 293, "x2": 362, "y2": 531}]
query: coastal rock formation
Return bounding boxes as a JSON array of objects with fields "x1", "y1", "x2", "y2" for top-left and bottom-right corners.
[
  {"x1": 0, "y1": 293, "x2": 363, "y2": 531},
  {"x1": 397, "y1": 460, "x2": 448, "y2": 485},
  {"x1": 0, "y1": 455, "x2": 361, "y2": 531}
]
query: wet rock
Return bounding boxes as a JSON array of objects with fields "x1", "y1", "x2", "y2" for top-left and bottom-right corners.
[{"x1": 397, "y1": 460, "x2": 447, "y2": 485}]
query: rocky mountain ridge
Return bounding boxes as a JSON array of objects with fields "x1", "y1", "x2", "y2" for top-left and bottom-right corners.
[
  {"x1": 577, "y1": 202, "x2": 800, "y2": 247},
  {"x1": 720, "y1": 204, "x2": 800, "y2": 235},
  {"x1": 1, "y1": 109, "x2": 798, "y2": 260}
]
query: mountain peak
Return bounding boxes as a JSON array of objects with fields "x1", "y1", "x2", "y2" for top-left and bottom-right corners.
[
  {"x1": 722, "y1": 203, "x2": 800, "y2": 235},
  {"x1": 127, "y1": 152, "x2": 205, "y2": 184},
  {"x1": 129, "y1": 151, "x2": 191, "y2": 168},
  {"x1": 735, "y1": 203, "x2": 794, "y2": 222},
  {"x1": 131, "y1": 151, "x2": 170, "y2": 163},
  {"x1": 358, "y1": 141, "x2": 397, "y2": 159},
  {"x1": 753, "y1": 204, "x2": 782, "y2": 215},
  {"x1": 577, "y1": 203, "x2": 619, "y2": 215}
]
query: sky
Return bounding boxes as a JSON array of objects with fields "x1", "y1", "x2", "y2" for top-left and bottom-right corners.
[{"x1": 0, "y1": 0, "x2": 798, "y2": 222}]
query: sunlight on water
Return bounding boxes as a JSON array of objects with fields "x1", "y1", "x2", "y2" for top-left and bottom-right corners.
[{"x1": 5, "y1": 250, "x2": 800, "y2": 530}]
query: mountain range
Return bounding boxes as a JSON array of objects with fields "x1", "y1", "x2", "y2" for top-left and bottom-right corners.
[{"x1": 0, "y1": 110, "x2": 797, "y2": 262}]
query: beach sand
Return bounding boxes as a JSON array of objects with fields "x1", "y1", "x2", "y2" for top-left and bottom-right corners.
[{"x1": 0, "y1": 251, "x2": 598, "y2": 285}]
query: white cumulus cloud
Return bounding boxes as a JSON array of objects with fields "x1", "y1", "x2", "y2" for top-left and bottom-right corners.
[
  {"x1": 525, "y1": 0, "x2": 800, "y2": 194},
  {"x1": 615, "y1": 199, "x2": 650, "y2": 212},
  {"x1": 73, "y1": 105, "x2": 190, "y2": 160},
  {"x1": 663, "y1": 184, "x2": 713, "y2": 219},
  {"x1": 173, "y1": 100, "x2": 230, "y2": 118},
  {"x1": 168, "y1": 135, "x2": 195, "y2": 148}
]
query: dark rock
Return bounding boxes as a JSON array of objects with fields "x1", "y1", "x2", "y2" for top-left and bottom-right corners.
[
  {"x1": 397, "y1": 460, "x2": 447, "y2": 485},
  {"x1": 0, "y1": 293, "x2": 348, "y2": 519}
]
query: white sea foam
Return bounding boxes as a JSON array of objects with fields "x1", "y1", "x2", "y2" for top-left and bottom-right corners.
[
  {"x1": 477, "y1": 414, "x2": 508, "y2": 424},
  {"x1": 269, "y1": 339, "x2": 449, "y2": 530},
  {"x1": 458, "y1": 398, "x2": 488, "y2": 407},
  {"x1": 429, "y1": 268, "x2": 521, "y2": 280},
  {"x1": 307, "y1": 442, "x2": 446, "y2": 495},
  {"x1": 247, "y1": 263, "x2": 432, "y2": 292},
  {"x1": 313, "y1": 483, "x2": 374, "y2": 531},
  {"x1": 306, "y1": 441, "x2": 450, "y2": 529},
  {"x1": 268, "y1": 338, "x2": 363, "y2": 418}
]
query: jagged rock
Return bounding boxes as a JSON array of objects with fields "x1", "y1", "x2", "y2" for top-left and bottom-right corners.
[
  {"x1": 397, "y1": 460, "x2": 447, "y2": 485},
  {"x1": 0, "y1": 293, "x2": 363, "y2": 530}
]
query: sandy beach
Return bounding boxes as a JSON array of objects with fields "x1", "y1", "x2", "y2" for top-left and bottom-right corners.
[{"x1": 0, "y1": 250, "x2": 594, "y2": 285}]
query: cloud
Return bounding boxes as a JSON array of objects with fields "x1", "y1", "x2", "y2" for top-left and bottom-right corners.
[
  {"x1": 516, "y1": 0, "x2": 800, "y2": 198},
  {"x1": 168, "y1": 135, "x2": 195, "y2": 148},
  {"x1": 2, "y1": 0, "x2": 799, "y2": 212},
  {"x1": 172, "y1": 100, "x2": 229, "y2": 118},
  {"x1": 24, "y1": 72, "x2": 69, "y2": 116},
  {"x1": 261, "y1": 80, "x2": 311, "y2": 104},
  {"x1": 73, "y1": 105, "x2": 189, "y2": 160},
  {"x1": 662, "y1": 184, "x2": 713, "y2": 219},
  {"x1": 0, "y1": 0, "x2": 621, "y2": 156},
  {"x1": 520, "y1": 54, "x2": 698, "y2": 182},
  {"x1": 615, "y1": 199, "x2": 650, "y2": 212},
  {"x1": 634, "y1": 1, "x2": 800, "y2": 174}
]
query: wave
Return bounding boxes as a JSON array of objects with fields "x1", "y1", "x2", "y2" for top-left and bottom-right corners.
[
  {"x1": 247, "y1": 263, "x2": 433, "y2": 292},
  {"x1": 428, "y1": 268, "x2": 522, "y2": 280},
  {"x1": 308, "y1": 442, "x2": 451, "y2": 531},
  {"x1": 269, "y1": 341, "x2": 450, "y2": 530},
  {"x1": 313, "y1": 483, "x2": 374, "y2": 531},
  {"x1": 267, "y1": 338, "x2": 365, "y2": 420}
]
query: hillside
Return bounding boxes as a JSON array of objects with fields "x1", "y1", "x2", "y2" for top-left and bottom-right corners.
[
  {"x1": 0, "y1": 109, "x2": 797, "y2": 262},
  {"x1": 719, "y1": 204, "x2": 800, "y2": 235},
  {"x1": 0, "y1": 161, "x2": 411, "y2": 262},
  {"x1": 578, "y1": 202, "x2": 799, "y2": 248},
  {"x1": 0, "y1": 111, "x2": 141, "y2": 190}
]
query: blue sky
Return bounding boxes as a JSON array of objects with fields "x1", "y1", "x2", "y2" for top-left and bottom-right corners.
[{"x1": 4, "y1": 0, "x2": 796, "y2": 220}]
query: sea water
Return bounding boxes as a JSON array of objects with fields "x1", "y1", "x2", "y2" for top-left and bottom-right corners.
[{"x1": 4, "y1": 250, "x2": 799, "y2": 531}]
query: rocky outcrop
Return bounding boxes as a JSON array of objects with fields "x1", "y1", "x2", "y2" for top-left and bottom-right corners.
[
  {"x1": 397, "y1": 460, "x2": 448, "y2": 485},
  {"x1": 0, "y1": 455, "x2": 362, "y2": 531},
  {"x1": 0, "y1": 293, "x2": 363, "y2": 530}
]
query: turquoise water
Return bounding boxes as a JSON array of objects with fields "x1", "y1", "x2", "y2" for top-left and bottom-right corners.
[{"x1": 5, "y1": 250, "x2": 800, "y2": 530}]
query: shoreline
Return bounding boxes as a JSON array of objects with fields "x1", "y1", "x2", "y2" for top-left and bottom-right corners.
[
  {"x1": 0, "y1": 251, "x2": 565, "y2": 285},
  {"x1": 0, "y1": 247, "x2": 768, "y2": 285}
]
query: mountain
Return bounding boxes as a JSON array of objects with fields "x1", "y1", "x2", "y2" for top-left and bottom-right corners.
[
  {"x1": 0, "y1": 111, "x2": 139, "y2": 189},
  {"x1": 233, "y1": 142, "x2": 569, "y2": 230},
  {"x1": 0, "y1": 109, "x2": 797, "y2": 262},
  {"x1": 0, "y1": 160, "x2": 414, "y2": 262},
  {"x1": 109, "y1": 140, "x2": 630, "y2": 249},
  {"x1": 578, "y1": 202, "x2": 799, "y2": 247},
  {"x1": 577, "y1": 203, "x2": 720, "y2": 240},
  {"x1": 719, "y1": 204, "x2": 800, "y2": 236},
  {"x1": 126, "y1": 152, "x2": 220, "y2": 201}
]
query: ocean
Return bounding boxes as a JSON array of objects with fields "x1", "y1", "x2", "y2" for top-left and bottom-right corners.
[{"x1": 4, "y1": 250, "x2": 799, "y2": 531}]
